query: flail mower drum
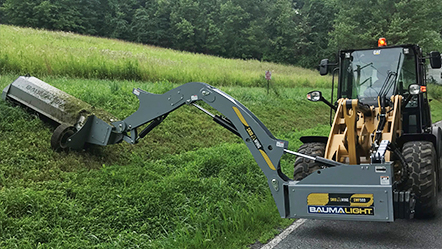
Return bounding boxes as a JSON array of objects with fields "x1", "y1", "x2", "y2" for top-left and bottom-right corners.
[{"x1": 2, "y1": 76, "x2": 116, "y2": 151}]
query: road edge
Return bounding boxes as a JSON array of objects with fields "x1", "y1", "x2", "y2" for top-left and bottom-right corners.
[{"x1": 260, "y1": 219, "x2": 306, "y2": 249}]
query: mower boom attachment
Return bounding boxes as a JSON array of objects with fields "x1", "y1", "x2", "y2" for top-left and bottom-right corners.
[{"x1": 2, "y1": 76, "x2": 415, "y2": 222}]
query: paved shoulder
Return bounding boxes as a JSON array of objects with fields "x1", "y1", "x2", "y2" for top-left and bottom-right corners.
[{"x1": 268, "y1": 186, "x2": 442, "y2": 249}]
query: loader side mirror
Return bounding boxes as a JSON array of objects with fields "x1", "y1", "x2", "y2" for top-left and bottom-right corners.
[
  {"x1": 307, "y1": 91, "x2": 322, "y2": 102},
  {"x1": 307, "y1": 90, "x2": 337, "y2": 111},
  {"x1": 319, "y1": 59, "x2": 329, "y2": 75},
  {"x1": 429, "y1": 51, "x2": 441, "y2": 69}
]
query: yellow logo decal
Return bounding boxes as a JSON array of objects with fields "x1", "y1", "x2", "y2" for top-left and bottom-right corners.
[
  {"x1": 307, "y1": 193, "x2": 375, "y2": 215},
  {"x1": 232, "y1": 106, "x2": 275, "y2": 170}
]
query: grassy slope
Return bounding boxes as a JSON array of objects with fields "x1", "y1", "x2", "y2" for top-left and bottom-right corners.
[
  {"x1": 0, "y1": 25, "x2": 328, "y2": 88},
  {"x1": 428, "y1": 84, "x2": 442, "y2": 122}
]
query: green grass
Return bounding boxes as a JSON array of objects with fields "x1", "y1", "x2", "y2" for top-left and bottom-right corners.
[
  {"x1": 0, "y1": 25, "x2": 329, "y2": 88},
  {"x1": 427, "y1": 83, "x2": 442, "y2": 122},
  {"x1": 0, "y1": 143, "x2": 288, "y2": 248},
  {"x1": 428, "y1": 83, "x2": 442, "y2": 100}
]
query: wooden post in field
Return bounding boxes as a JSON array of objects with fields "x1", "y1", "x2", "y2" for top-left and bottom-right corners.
[{"x1": 265, "y1": 70, "x2": 272, "y2": 94}]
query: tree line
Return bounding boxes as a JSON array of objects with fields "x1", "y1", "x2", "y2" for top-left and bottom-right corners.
[{"x1": 1, "y1": 0, "x2": 442, "y2": 68}]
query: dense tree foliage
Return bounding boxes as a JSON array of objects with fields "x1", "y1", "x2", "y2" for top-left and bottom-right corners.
[
  {"x1": 1, "y1": 0, "x2": 442, "y2": 67},
  {"x1": 329, "y1": 0, "x2": 442, "y2": 52}
]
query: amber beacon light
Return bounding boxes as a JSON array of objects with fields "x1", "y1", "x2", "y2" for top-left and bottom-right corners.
[{"x1": 378, "y1": 37, "x2": 387, "y2": 47}]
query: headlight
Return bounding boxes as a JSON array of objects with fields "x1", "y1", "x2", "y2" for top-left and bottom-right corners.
[{"x1": 408, "y1": 84, "x2": 421, "y2": 95}]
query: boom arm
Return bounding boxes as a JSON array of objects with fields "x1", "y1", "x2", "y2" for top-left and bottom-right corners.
[{"x1": 66, "y1": 82, "x2": 294, "y2": 217}]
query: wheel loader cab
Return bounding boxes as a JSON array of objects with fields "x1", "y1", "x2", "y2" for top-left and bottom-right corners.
[
  {"x1": 339, "y1": 45, "x2": 423, "y2": 134},
  {"x1": 338, "y1": 46, "x2": 418, "y2": 107},
  {"x1": 339, "y1": 45, "x2": 441, "y2": 136}
]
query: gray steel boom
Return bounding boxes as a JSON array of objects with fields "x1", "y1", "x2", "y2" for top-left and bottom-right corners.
[{"x1": 66, "y1": 82, "x2": 292, "y2": 218}]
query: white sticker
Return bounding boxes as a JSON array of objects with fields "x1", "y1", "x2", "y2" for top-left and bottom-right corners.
[
  {"x1": 191, "y1": 95, "x2": 198, "y2": 101},
  {"x1": 373, "y1": 50, "x2": 381, "y2": 55},
  {"x1": 276, "y1": 141, "x2": 284, "y2": 148},
  {"x1": 380, "y1": 176, "x2": 390, "y2": 185},
  {"x1": 133, "y1": 89, "x2": 140, "y2": 96},
  {"x1": 375, "y1": 166, "x2": 387, "y2": 173}
]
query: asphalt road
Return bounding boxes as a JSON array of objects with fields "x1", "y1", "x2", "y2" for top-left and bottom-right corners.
[
  {"x1": 272, "y1": 192, "x2": 442, "y2": 249},
  {"x1": 269, "y1": 121, "x2": 442, "y2": 249}
]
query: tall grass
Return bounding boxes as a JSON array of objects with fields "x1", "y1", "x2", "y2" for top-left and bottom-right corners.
[
  {"x1": 428, "y1": 82, "x2": 442, "y2": 100},
  {"x1": 0, "y1": 25, "x2": 330, "y2": 88},
  {"x1": 0, "y1": 142, "x2": 299, "y2": 248}
]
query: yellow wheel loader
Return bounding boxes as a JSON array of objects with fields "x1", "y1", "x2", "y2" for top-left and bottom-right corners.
[{"x1": 296, "y1": 40, "x2": 442, "y2": 219}]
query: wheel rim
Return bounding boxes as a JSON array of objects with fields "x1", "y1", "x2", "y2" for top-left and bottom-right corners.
[{"x1": 59, "y1": 129, "x2": 74, "y2": 149}]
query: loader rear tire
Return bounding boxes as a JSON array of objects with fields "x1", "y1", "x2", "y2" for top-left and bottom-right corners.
[
  {"x1": 293, "y1": 142, "x2": 326, "y2": 180},
  {"x1": 51, "y1": 124, "x2": 75, "y2": 152},
  {"x1": 402, "y1": 141, "x2": 438, "y2": 218},
  {"x1": 438, "y1": 155, "x2": 442, "y2": 192}
]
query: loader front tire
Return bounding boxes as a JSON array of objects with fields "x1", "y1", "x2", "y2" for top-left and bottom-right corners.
[
  {"x1": 402, "y1": 141, "x2": 438, "y2": 218},
  {"x1": 51, "y1": 124, "x2": 75, "y2": 152},
  {"x1": 293, "y1": 142, "x2": 326, "y2": 180}
]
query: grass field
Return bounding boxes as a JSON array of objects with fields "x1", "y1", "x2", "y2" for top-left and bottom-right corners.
[
  {"x1": 0, "y1": 25, "x2": 328, "y2": 88},
  {"x1": 2, "y1": 25, "x2": 442, "y2": 248}
]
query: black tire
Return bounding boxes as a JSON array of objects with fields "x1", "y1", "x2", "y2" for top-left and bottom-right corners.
[
  {"x1": 438, "y1": 155, "x2": 442, "y2": 192},
  {"x1": 403, "y1": 141, "x2": 438, "y2": 218},
  {"x1": 432, "y1": 125, "x2": 442, "y2": 191},
  {"x1": 51, "y1": 124, "x2": 75, "y2": 152},
  {"x1": 293, "y1": 142, "x2": 326, "y2": 180}
]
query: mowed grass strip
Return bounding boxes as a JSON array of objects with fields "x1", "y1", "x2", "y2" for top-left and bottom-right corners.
[{"x1": 0, "y1": 25, "x2": 329, "y2": 88}]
